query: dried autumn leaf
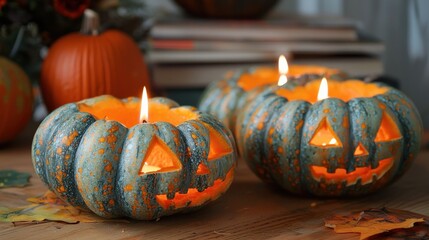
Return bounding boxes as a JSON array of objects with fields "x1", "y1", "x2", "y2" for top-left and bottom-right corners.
[
  {"x1": 325, "y1": 208, "x2": 427, "y2": 240},
  {"x1": 0, "y1": 170, "x2": 31, "y2": 188},
  {"x1": 0, "y1": 191, "x2": 128, "y2": 224}
]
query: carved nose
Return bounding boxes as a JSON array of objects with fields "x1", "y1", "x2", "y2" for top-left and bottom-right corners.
[
  {"x1": 354, "y1": 143, "x2": 369, "y2": 156},
  {"x1": 196, "y1": 163, "x2": 210, "y2": 175}
]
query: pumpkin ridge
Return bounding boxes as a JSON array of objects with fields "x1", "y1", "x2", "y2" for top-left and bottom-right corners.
[
  {"x1": 346, "y1": 98, "x2": 381, "y2": 172},
  {"x1": 32, "y1": 104, "x2": 79, "y2": 186},
  {"x1": 375, "y1": 90, "x2": 422, "y2": 177},
  {"x1": 177, "y1": 120, "x2": 210, "y2": 192},
  {"x1": 45, "y1": 111, "x2": 96, "y2": 208},
  {"x1": 75, "y1": 120, "x2": 128, "y2": 218},
  {"x1": 242, "y1": 95, "x2": 283, "y2": 182},
  {"x1": 261, "y1": 97, "x2": 290, "y2": 180},
  {"x1": 286, "y1": 101, "x2": 311, "y2": 194}
]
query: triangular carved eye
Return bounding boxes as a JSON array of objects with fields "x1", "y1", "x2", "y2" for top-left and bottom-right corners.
[
  {"x1": 354, "y1": 143, "x2": 369, "y2": 156},
  {"x1": 207, "y1": 127, "x2": 233, "y2": 161},
  {"x1": 310, "y1": 118, "x2": 342, "y2": 147},
  {"x1": 139, "y1": 136, "x2": 182, "y2": 175},
  {"x1": 196, "y1": 163, "x2": 210, "y2": 175},
  {"x1": 374, "y1": 112, "x2": 402, "y2": 142}
]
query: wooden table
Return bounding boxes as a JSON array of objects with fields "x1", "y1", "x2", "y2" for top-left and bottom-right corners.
[{"x1": 1, "y1": 125, "x2": 429, "y2": 240}]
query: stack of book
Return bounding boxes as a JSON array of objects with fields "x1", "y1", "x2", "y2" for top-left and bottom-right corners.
[{"x1": 147, "y1": 17, "x2": 384, "y2": 89}]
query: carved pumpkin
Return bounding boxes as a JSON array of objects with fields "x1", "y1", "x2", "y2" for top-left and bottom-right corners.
[
  {"x1": 40, "y1": 10, "x2": 150, "y2": 111},
  {"x1": 32, "y1": 95, "x2": 236, "y2": 220},
  {"x1": 199, "y1": 66, "x2": 344, "y2": 132},
  {"x1": 236, "y1": 79, "x2": 422, "y2": 196},
  {"x1": 0, "y1": 57, "x2": 33, "y2": 144}
]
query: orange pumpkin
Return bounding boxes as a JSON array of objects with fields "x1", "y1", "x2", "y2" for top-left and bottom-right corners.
[
  {"x1": 40, "y1": 9, "x2": 150, "y2": 111},
  {"x1": 0, "y1": 57, "x2": 33, "y2": 144}
]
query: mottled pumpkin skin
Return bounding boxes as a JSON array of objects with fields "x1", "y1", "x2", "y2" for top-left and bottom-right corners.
[
  {"x1": 199, "y1": 67, "x2": 345, "y2": 133},
  {"x1": 41, "y1": 30, "x2": 150, "y2": 111},
  {"x1": 236, "y1": 82, "x2": 422, "y2": 196},
  {"x1": 32, "y1": 96, "x2": 236, "y2": 220},
  {"x1": 0, "y1": 57, "x2": 33, "y2": 144}
]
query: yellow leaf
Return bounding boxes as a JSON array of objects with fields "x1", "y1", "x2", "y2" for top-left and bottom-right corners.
[
  {"x1": 325, "y1": 208, "x2": 427, "y2": 240},
  {"x1": 0, "y1": 191, "x2": 128, "y2": 224}
]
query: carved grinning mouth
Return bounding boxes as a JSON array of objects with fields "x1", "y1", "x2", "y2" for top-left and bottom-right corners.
[
  {"x1": 155, "y1": 169, "x2": 234, "y2": 209},
  {"x1": 310, "y1": 158, "x2": 394, "y2": 186}
]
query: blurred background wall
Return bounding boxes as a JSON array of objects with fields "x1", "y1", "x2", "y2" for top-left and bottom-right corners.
[{"x1": 145, "y1": 0, "x2": 429, "y2": 128}]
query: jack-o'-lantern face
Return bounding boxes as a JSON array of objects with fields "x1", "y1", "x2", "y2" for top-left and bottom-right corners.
[
  {"x1": 135, "y1": 123, "x2": 234, "y2": 211},
  {"x1": 308, "y1": 112, "x2": 402, "y2": 187},
  {"x1": 236, "y1": 79, "x2": 421, "y2": 197},
  {"x1": 32, "y1": 95, "x2": 236, "y2": 220},
  {"x1": 298, "y1": 95, "x2": 405, "y2": 195}
]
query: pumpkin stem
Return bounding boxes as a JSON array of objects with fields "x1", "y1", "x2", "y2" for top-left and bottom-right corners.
[{"x1": 81, "y1": 9, "x2": 100, "y2": 36}]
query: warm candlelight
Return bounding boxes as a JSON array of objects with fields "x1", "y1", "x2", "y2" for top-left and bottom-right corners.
[
  {"x1": 317, "y1": 77, "x2": 328, "y2": 100},
  {"x1": 277, "y1": 55, "x2": 288, "y2": 86},
  {"x1": 140, "y1": 86, "x2": 149, "y2": 123}
]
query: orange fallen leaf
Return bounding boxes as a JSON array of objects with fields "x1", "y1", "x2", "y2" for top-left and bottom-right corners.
[
  {"x1": 0, "y1": 191, "x2": 128, "y2": 224},
  {"x1": 325, "y1": 208, "x2": 427, "y2": 240}
]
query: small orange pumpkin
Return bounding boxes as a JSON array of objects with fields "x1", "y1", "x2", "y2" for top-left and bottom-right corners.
[
  {"x1": 40, "y1": 9, "x2": 150, "y2": 111},
  {"x1": 0, "y1": 57, "x2": 33, "y2": 144}
]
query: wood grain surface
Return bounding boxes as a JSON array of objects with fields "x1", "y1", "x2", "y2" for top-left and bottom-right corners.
[{"x1": 1, "y1": 124, "x2": 429, "y2": 240}]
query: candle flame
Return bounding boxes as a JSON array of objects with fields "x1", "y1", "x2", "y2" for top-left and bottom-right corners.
[
  {"x1": 317, "y1": 77, "x2": 329, "y2": 101},
  {"x1": 140, "y1": 86, "x2": 149, "y2": 123},
  {"x1": 278, "y1": 55, "x2": 288, "y2": 74},
  {"x1": 278, "y1": 55, "x2": 288, "y2": 86},
  {"x1": 278, "y1": 75, "x2": 288, "y2": 86}
]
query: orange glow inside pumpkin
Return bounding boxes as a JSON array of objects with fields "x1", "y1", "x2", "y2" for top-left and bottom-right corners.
[
  {"x1": 156, "y1": 168, "x2": 234, "y2": 210},
  {"x1": 207, "y1": 126, "x2": 233, "y2": 160},
  {"x1": 309, "y1": 109, "x2": 402, "y2": 186},
  {"x1": 310, "y1": 158, "x2": 394, "y2": 186},
  {"x1": 78, "y1": 97, "x2": 199, "y2": 128},
  {"x1": 354, "y1": 143, "x2": 368, "y2": 156},
  {"x1": 138, "y1": 127, "x2": 233, "y2": 174},
  {"x1": 309, "y1": 118, "x2": 341, "y2": 147},
  {"x1": 79, "y1": 97, "x2": 232, "y2": 174},
  {"x1": 139, "y1": 136, "x2": 182, "y2": 174},
  {"x1": 276, "y1": 79, "x2": 389, "y2": 103},
  {"x1": 374, "y1": 112, "x2": 402, "y2": 141},
  {"x1": 79, "y1": 97, "x2": 235, "y2": 209},
  {"x1": 196, "y1": 163, "x2": 210, "y2": 175},
  {"x1": 237, "y1": 66, "x2": 341, "y2": 91}
]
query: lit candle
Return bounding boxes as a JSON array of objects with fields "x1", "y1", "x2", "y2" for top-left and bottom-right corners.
[
  {"x1": 317, "y1": 77, "x2": 329, "y2": 101},
  {"x1": 277, "y1": 55, "x2": 288, "y2": 86},
  {"x1": 140, "y1": 86, "x2": 149, "y2": 123}
]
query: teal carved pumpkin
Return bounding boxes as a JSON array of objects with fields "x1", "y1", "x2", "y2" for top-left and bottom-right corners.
[
  {"x1": 32, "y1": 95, "x2": 236, "y2": 219},
  {"x1": 236, "y1": 79, "x2": 422, "y2": 196}
]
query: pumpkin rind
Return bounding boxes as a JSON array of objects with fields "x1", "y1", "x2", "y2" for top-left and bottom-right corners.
[
  {"x1": 0, "y1": 57, "x2": 33, "y2": 144},
  {"x1": 199, "y1": 67, "x2": 344, "y2": 133},
  {"x1": 236, "y1": 81, "x2": 422, "y2": 196},
  {"x1": 32, "y1": 95, "x2": 236, "y2": 220}
]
